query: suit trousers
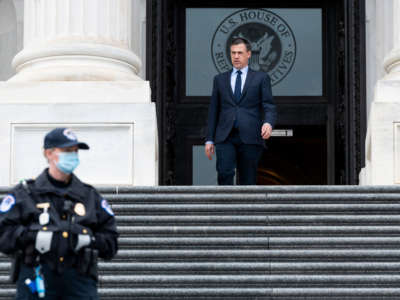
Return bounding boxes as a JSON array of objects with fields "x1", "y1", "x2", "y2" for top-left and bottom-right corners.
[{"x1": 215, "y1": 129, "x2": 263, "y2": 185}]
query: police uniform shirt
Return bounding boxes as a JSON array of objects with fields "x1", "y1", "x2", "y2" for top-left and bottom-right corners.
[{"x1": 0, "y1": 168, "x2": 118, "y2": 273}]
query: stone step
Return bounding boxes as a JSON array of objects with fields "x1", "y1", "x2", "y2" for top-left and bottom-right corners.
[
  {"x1": 0, "y1": 187, "x2": 400, "y2": 299},
  {"x1": 114, "y1": 237, "x2": 400, "y2": 248},
  {"x1": 110, "y1": 249, "x2": 400, "y2": 261},
  {"x1": 1, "y1": 185, "x2": 400, "y2": 197},
  {"x1": 115, "y1": 225, "x2": 400, "y2": 236},
  {"x1": 96, "y1": 186, "x2": 400, "y2": 194},
  {"x1": 103, "y1": 193, "x2": 400, "y2": 203},
  {"x1": 2, "y1": 287, "x2": 400, "y2": 299},
  {"x1": 114, "y1": 214, "x2": 400, "y2": 225},
  {"x1": 3, "y1": 274, "x2": 400, "y2": 288},
  {"x1": 2, "y1": 261, "x2": 400, "y2": 275},
  {"x1": 110, "y1": 203, "x2": 400, "y2": 214}
]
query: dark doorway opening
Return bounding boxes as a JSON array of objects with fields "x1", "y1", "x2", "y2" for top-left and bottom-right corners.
[
  {"x1": 258, "y1": 126, "x2": 327, "y2": 185},
  {"x1": 147, "y1": 0, "x2": 366, "y2": 185}
]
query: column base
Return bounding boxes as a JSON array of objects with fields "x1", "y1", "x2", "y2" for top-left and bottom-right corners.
[
  {"x1": 9, "y1": 43, "x2": 142, "y2": 82},
  {"x1": 384, "y1": 49, "x2": 400, "y2": 77}
]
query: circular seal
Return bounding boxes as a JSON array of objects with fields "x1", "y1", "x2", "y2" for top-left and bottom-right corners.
[
  {"x1": 74, "y1": 203, "x2": 86, "y2": 216},
  {"x1": 211, "y1": 9, "x2": 297, "y2": 86},
  {"x1": 63, "y1": 128, "x2": 77, "y2": 141}
]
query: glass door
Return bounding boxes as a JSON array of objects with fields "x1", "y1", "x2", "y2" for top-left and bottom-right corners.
[{"x1": 175, "y1": 2, "x2": 334, "y2": 185}]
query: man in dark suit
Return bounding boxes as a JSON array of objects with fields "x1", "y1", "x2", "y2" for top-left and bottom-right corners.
[{"x1": 205, "y1": 37, "x2": 277, "y2": 185}]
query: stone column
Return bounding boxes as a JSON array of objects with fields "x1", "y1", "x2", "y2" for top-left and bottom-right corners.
[
  {"x1": 384, "y1": 0, "x2": 400, "y2": 77},
  {"x1": 360, "y1": 0, "x2": 400, "y2": 185},
  {"x1": 9, "y1": 0, "x2": 141, "y2": 81},
  {"x1": 0, "y1": 0, "x2": 17, "y2": 80},
  {"x1": 0, "y1": 0, "x2": 157, "y2": 186}
]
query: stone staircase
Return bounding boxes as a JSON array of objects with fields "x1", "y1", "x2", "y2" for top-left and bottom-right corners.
[{"x1": 1, "y1": 186, "x2": 400, "y2": 299}]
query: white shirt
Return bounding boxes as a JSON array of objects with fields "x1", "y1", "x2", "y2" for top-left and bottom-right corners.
[{"x1": 231, "y1": 66, "x2": 248, "y2": 94}]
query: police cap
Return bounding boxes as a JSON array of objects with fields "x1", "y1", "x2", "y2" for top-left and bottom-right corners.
[{"x1": 44, "y1": 128, "x2": 89, "y2": 150}]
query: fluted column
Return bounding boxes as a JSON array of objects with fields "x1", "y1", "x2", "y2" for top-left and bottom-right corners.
[
  {"x1": 384, "y1": 0, "x2": 400, "y2": 76},
  {"x1": 9, "y1": 0, "x2": 142, "y2": 81}
]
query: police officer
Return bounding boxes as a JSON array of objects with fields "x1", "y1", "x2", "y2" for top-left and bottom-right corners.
[{"x1": 0, "y1": 128, "x2": 118, "y2": 299}]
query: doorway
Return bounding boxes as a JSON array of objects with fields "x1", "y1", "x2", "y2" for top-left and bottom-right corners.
[
  {"x1": 258, "y1": 126, "x2": 327, "y2": 185},
  {"x1": 147, "y1": 0, "x2": 366, "y2": 185}
]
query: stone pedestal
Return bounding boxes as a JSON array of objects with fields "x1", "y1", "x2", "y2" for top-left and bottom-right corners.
[
  {"x1": 0, "y1": 0, "x2": 158, "y2": 186},
  {"x1": 0, "y1": 81, "x2": 157, "y2": 186},
  {"x1": 360, "y1": 0, "x2": 400, "y2": 185},
  {"x1": 360, "y1": 80, "x2": 400, "y2": 184}
]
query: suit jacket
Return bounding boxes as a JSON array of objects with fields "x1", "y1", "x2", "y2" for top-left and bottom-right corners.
[{"x1": 206, "y1": 68, "x2": 277, "y2": 146}]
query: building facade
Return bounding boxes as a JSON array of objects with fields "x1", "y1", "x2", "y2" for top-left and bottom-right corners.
[{"x1": 0, "y1": 0, "x2": 397, "y2": 186}]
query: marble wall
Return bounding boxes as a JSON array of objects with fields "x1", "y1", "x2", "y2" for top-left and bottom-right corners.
[
  {"x1": 365, "y1": 0, "x2": 394, "y2": 117},
  {"x1": 360, "y1": 0, "x2": 400, "y2": 185}
]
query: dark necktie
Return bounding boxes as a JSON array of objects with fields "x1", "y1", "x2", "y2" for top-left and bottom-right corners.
[{"x1": 234, "y1": 70, "x2": 242, "y2": 102}]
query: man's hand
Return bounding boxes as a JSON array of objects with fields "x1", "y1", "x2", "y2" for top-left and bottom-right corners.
[
  {"x1": 261, "y1": 123, "x2": 272, "y2": 140},
  {"x1": 205, "y1": 143, "x2": 215, "y2": 160}
]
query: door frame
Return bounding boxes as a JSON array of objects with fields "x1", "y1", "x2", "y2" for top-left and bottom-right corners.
[{"x1": 147, "y1": 0, "x2": 366, "y2": 185}]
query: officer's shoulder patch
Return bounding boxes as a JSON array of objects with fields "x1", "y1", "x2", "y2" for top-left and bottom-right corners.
[
  {"x1": 0, "y1": 194, "x2": 15, "y2": 213},
  {"x1": 101, "y1": 199, "x2": 114, "y2": 216}
]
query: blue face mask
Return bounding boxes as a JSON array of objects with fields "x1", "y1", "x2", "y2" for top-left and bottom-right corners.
[{"x1": 56, "y1": 152, "x2": 80, "y2": 174}]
